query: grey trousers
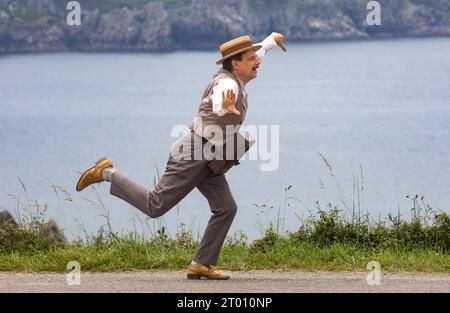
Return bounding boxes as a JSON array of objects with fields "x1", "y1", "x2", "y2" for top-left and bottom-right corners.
[{"x1": 109, "y1": 132, "x2": 238, "y2": 265}]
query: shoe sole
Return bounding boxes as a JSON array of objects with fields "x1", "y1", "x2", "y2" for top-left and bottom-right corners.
[
  {"x1": 76, "y1": 157, "x2": 108, "y2": 192},
  {"x1": 187, "y1": 274, "x2": 201, "y2": 280},
  {"x1": 186, "y1": 274, "x2": 230, "y2": 280}
]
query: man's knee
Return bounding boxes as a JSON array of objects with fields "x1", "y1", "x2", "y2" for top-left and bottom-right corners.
[
  {"x1": 216, "y1": 200, "x2": 237, "y2": 218},
  {"x1": 147, "y1": 201, "x2": 174, "y2": 219},
  {"x1": 230, "y1": 201, "x2": 238, "y2": 216},
  {"x1": 148, "y1": 210, "x2": 162, "y2": 219}
]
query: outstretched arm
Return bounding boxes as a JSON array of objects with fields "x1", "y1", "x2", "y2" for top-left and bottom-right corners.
[{"x1": 255, "y1": 32, "x2": 288, "y2": 61}]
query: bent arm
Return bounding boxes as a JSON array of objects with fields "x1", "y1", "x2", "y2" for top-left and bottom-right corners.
[
  {"x1": 212, "y1": 78, "x2": 239, "y2": 116},
  {"x1": 256, "y1": 32, "x2": 288, "y2": 61},
  {"x1": 255, "y1": 35, "x2": 278, "y2": 61}
]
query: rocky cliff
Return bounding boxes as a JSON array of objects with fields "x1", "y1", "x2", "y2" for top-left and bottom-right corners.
[
  {"x1": 0, "y1": 0, "x2": 449, "y2": 53},
  {"x1": 0, "y1": 210, "x2": 66, "y2": 252}
]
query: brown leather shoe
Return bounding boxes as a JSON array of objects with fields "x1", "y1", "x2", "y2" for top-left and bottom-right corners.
[
  {"x1": 76, "y1": 158, "x2": 113, "y2": 192},
  {"x1": 187, "y1": 264, "x2": 230, "y2": 280}
]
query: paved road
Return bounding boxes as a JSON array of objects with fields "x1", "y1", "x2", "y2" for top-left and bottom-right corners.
[{"x1": 0, "y1": 271, "x2": 449, "y2": 293}]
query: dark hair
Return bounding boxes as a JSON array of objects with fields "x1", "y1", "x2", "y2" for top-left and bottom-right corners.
[{"x1": 222, "y1": 53, "x2": 244, "y2": 72}]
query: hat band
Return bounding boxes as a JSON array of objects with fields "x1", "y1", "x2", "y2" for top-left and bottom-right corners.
[{"x1": 221, "y1": 41, "x2": 252, "y2": 58}]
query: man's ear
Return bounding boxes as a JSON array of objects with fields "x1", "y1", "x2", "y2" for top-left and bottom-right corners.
[{"x1": 231, "y1": 59, "x2": 239, "y2": 71}]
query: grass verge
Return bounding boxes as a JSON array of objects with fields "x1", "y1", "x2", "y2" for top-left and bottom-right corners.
[
  {"x1": 0, "y1": 239, "x2": 449, "y2": 273},
  {"x1": 1, "y1": 155, "x2": 449, "y2": 273}
]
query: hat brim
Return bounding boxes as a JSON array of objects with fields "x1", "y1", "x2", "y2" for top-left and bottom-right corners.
[{"x1": 216, "y1": 44, "x2": 262, "y2": 65}]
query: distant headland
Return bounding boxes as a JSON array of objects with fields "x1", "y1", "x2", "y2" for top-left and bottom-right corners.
[{"x1": 1, "y1": 0, "x2": 449, "y2": 54}]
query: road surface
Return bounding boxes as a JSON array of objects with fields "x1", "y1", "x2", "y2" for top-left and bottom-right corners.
[{"x1": 0, "y1": 271, "x2": 449, "y2": 293}]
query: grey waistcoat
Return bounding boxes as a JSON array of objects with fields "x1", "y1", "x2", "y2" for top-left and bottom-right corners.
[{"x1": 188, "y1": 69, "x2": 248, "y2": 146}]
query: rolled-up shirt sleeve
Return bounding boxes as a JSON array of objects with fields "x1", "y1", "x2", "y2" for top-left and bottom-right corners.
[
  {"x1": 212, "y1": 78, "x2": 239, "y2": 116},
  {"x1": 255, "y1": 35, "x2": 278, "y2": 61}
]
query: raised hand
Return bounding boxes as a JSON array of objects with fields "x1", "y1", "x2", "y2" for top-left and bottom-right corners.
[
  {"x1": 222, "y1": 89, "x2": 240, "y2": 116},
  {"x1": 271, "y1": 32, "x2": 288, "y2": 52}
]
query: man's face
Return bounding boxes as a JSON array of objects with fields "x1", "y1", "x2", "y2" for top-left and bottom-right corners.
[{"x1": 232, "y1": 50, "x2": 261, "y2": 83}]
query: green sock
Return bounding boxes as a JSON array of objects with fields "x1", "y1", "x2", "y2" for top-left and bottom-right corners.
[{"x1": 102, "y1": 167, "x2": 117, "y2": 182}]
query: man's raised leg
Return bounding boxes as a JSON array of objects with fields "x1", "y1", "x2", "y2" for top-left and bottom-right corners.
[{"x1": 110, "y1": 156, "x2": 210, "y2": 218}]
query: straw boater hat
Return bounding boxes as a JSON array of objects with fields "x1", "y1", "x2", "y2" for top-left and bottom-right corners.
[{"x1": 216, "y1": 35, "x2": 262, "y2": 65}]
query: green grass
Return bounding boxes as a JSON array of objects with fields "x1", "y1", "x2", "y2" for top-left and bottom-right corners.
[
  {"x1": 2, "y1": 205, "x2": 449, "y2": 273},
  {"x1": 1, "y1": 203, "x2": 449, "y2": 273},
  {"x1": 1, "y1": 155, "x2": 449, "y2": 273},
  {"x1": 0, "y1": 239, "x2": 449, "y2": 273}
]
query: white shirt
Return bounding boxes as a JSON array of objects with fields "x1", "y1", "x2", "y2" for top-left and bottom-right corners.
[{"x1": 212, "y1": 35, "x2": 278, "y2": 116}]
